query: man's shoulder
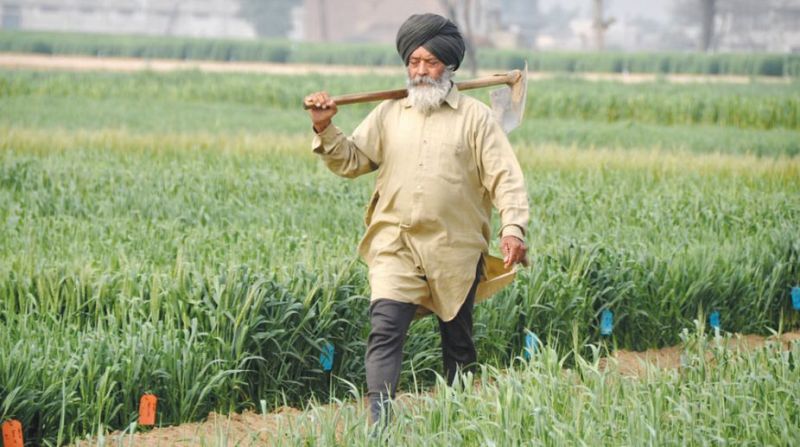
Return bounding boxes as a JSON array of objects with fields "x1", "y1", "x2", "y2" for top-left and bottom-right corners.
[
  {"x1": 453, "y1": 93, "x2": 495, "y2": 126},
  {"x1": 378, "y1": 98, "x2": 404, "y2": 110},
  {"x1": 457, "y1": 93, "x2": 493, "y2": 117},
  {"x1": 361, "y1": 99, "x2": 402, "y2": 128},
  {"x1": 370, "y1": 98, "x2": 404, "y2": 117}
]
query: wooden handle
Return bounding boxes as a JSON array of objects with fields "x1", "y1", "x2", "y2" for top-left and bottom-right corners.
[
  {"x1": 325, "y1": 88, "x2": 409, "y2": 107},
  {"x1": 302, "y1": 69, "x2": 521, "y2": 109},
  {"x1": 456, "y1": 70, "x2": 521, "y2": 92}
]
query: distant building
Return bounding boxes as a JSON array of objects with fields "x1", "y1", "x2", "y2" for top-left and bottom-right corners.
[
  {"x1": 497, "y1": 0, "x2": 539, "y2": 48},
  {"x1": 715, "y1": 0, "x2": 800, "y2": 53},
  {"x1": 300, "y1": 0, "x2": 535, "y2": 49},
  {"x1": 301, "y1": 0, "x2": 445, "y2": 44},
  {"x1": 0, "y1": 0, "x2": 256, "y2": 38},
  {"x1": 5, "y1": 0, "x2": 795, "y2": 53}
]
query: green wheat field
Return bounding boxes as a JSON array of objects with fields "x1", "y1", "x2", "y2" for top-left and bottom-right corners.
[{"x1": 1, "y1": 66, "x2": 799, "y2": 445}]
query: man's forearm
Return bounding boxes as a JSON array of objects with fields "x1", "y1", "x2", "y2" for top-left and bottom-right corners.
[{"x1": 311, "y1": 124, "x2": 377, "y2": 178}]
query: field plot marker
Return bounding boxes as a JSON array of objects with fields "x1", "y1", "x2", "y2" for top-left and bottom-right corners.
[
  {"x1": 2, "y1": 419, "x2": 24, "y2": 447},
  {"x1": 524, "y1": 331, "x2": 541, "y2": 360},
  {"x1": 709, "y1": 310, "x2": 721, "y2": 337},
  {"x1": 792, "y1": 287, "x2": 800, "y2": 311},
  {"x1": 320, "y1": 341, "x2": 335, "y2": 372},
  {"x1": 138, "y1": 394, "x2": 157, "y2": 426},
  {"x1": 600, "y1": 309, "x2": 613, "y2": 336}
]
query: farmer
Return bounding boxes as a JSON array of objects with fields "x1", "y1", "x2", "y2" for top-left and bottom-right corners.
[{"x1": 304, "y1": 13, "x2": 529, "y2": 424}]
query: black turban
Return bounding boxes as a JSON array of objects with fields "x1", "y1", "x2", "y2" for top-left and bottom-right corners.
[{"x1": 396, "y1": 13, "x2": 466, "y2": 71}]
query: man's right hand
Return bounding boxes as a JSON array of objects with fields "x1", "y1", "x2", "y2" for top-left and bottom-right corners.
[{"x1": 304, "y1": 91, "x2": 338, "y2": 133}]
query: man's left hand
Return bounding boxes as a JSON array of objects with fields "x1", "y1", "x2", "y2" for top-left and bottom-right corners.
[{"x1": 501, "y1": 236, "x2": 529, "y2": 269}]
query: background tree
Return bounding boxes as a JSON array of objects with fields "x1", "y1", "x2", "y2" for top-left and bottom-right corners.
[
  {"x1": 670, "y1": 0, "x2": 717, "y2": 52},
  {"x1": 439, "y1": 0, "x2": 479, "y2": 76},
  {"x1": 238, "y1": 0, "x2": 297, "y2": 38},
  {"x1": 699, "y1": 0, "x2": 716, "y2": 52},
  {"x1": 591, "y1": 0, "x2": 615, "y2": 51},
  {"x1": 670, "y1": 0, "x2": 794, "y2": 52}
]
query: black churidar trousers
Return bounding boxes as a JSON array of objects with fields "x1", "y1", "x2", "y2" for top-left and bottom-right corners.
[{"x1": 365, "y1": 262, "x2": 481, "y2": 424}]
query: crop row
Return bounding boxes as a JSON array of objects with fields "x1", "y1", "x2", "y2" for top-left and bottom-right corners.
[
  {"x1": 2, "y1": 30, "x2": 799, "y2": 77},
  {"x1": 2, "y1": 70, "x2": 798, "y2": 130},
  {"x1": 1, "y1": 130, "x2": 798, "y2": 444},
  {"x1": 278, "y1": 332, "x2": 800, "y2": 445}
]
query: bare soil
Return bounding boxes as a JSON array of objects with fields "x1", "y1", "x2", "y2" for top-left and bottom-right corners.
[
  {"x1": 1, "y1": 53, "x2": 791, "y2": 84},
  {"x1": 0, "y1": 52, "x2": 404, "y2": 76},
  {"x1": 70, "y1": 330, "x2": 800, "y2": 446},
  {"x1": 603, "y1": 331, "x2": 800, "y2": 377}
]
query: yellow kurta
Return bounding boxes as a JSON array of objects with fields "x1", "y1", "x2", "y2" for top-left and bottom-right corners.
[{"x1": 312, "y1": 85, "x2": 529, "y2": 321}]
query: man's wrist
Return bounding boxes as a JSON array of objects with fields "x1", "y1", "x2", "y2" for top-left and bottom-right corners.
[
  {"x1": 313, "y1": 120, "x2": 331, "y2": 133},
  {"x1": 500, "y1": 224, "x2": 525, "y2": 242}
]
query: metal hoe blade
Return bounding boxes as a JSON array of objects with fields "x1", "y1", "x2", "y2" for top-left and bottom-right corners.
[{"x1": 490, "y1": 61, "x2": 528, "y2": 134}]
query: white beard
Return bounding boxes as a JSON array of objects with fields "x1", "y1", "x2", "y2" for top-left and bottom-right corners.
[{"x1": 406, "y1": 69, "x2": 453, "y2": 113}]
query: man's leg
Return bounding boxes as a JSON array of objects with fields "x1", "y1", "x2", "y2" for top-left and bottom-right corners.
[
  {"x1": 437, "y1": 263, "x2": 481, "y2": 385},
  {"x1": 365, "y1": 298, "x2": 418, "y2": 425}
]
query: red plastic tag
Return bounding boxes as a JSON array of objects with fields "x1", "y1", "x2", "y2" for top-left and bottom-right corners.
[
  {"x1": 139, "y1": 394, "x2": 158, "y2": 426},
  {"x1": 2, "y1": 419, "x2": 24, "y2": 447}
]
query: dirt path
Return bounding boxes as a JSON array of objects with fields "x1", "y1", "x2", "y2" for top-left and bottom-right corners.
[
  {"x1": 0, "y1": 53, "x2": 791, "y2": 84},
  {"x1": 69, "y1": 330, "x2": 800, "y2": 446},
  {"x1": 0, "y1": 52, "x2": 404, "y2": 76},
  {"x1": 82, "y1": 407, "x2": 305, "y2": 447},
  {"x1": 605, "y1": 330, "x2": 800, "y2": 376}
]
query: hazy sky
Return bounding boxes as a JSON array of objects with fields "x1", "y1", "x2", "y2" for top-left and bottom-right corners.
[{"x1": 539, "y1": 0, "x2": 672, "y2": 22}]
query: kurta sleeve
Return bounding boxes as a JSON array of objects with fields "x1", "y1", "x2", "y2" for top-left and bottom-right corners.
[
  {"x1": 311, "y1": 102, "x2": 387, "y2": 178},
  {"x1": 475, "y1": 112, "x2": 530, "y2": 239}
]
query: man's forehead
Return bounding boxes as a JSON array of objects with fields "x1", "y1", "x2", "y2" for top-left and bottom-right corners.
[{"x1": 409, "y1": 46, "x2": 440, "y2": 61}]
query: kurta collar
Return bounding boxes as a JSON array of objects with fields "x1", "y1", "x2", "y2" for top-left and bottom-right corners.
[
  {"x1": 443, "y1": 83, "x2": 461, "y2": 109},
  {"x1": 402, "y1": 82, "x2": 461, "y2": 110}
]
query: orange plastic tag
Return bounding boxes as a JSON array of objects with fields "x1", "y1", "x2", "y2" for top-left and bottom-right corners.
[
  {"x1": 138, "y1": 394, "x2": 158, "y2": 426},
  {"x1": 2, "y1": 419, "x2": 24, "y2": 447}
]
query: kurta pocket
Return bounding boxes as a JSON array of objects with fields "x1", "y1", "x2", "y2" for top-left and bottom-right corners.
[{"x1": 364, "y1": 190, "x2": 380, "y2": 226}]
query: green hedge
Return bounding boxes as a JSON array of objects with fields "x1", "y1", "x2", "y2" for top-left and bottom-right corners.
[
  {"x1": 480, "y1": 49, "x2": 800, "y2": 77},
  {"x1": 1, "y1": 30, "x2": 798, "y2": 77}
]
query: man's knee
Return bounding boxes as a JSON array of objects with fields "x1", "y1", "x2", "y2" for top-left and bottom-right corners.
[
  {"x1": 367, "y1": 324, "x2": 404, "y2": 352},
  {"x1": 445, "y1": 338, "x2": 476, "y2": 360},
  {"x1": 367, "y1": 299, "x2": 416, "y2": 350},
  {"x1": 369, "y1": 299, "x2": 415, "y2": 330}
]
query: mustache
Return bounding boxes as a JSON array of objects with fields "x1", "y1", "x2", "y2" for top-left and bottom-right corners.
[{"x1": 408, "y1": 75, "x2": 439, "y2": 87}]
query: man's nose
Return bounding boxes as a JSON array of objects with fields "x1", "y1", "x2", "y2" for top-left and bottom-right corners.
[{"x1": 417, "y1": 62, "x2": 429, "y2": 76}]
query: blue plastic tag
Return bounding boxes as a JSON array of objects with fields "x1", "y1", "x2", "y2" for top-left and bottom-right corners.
[
  {"x1": 600, "y1": 309, "x2": 613, "y2": 336},
  {"x1": 319, "y1": 341, "x2": 334, "y2": 372},
  {"x1": 524, "y1": 331, "x2": 540, "y2": 360},
  {"x1": 709, "y1": 311, "x2": 721, "y2": 330},
  {"x1": 792, "y1": 287, "x2": 800, "y2": 311}
]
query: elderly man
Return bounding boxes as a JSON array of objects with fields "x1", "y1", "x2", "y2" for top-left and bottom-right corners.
[{"x1": 304, "y1": 13, "x2": 529, "y2": 424}]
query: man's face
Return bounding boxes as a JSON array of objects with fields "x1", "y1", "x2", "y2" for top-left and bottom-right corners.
[{"x1": 407, "y1": 46, "x2": 446, "y2": 82}]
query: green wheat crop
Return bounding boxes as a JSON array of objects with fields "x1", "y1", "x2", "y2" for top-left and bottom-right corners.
[{"x1": 0, "y1": 67, "x2": 798, "y2": 444}]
